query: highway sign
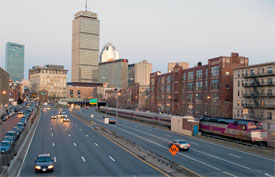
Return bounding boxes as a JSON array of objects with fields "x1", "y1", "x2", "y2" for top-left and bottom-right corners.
[{"x1": 169, "y1": 144, "x2": 179, "y2": 156}]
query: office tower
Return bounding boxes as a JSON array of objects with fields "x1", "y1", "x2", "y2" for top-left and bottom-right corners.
[
  {"x1": 99, "y1": 43, "x2": 119, "y2": 63},
  {"x1": 5, "y1": 42, "x2": 24, "y2": 82},
  {"x1": 134, "y1": 60, "x2": 152, "y2": 86},
  {"x1": 72, "y1": 11, "x2": 100, "y2": 82},
  {"x1": 99, "y1": 59, "x2": 128, "y2": 89}
]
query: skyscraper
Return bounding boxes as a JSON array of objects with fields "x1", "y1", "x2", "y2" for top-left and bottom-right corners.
[
  {"x1": 72, "y1": 11, "x2": 100, "y2": 82},
  {"x1": 99, "y1": 43, "x2": 119, "y2": 63},
  {"x1": 5, "y1": 42, "x2": 24, "y2": 82}
]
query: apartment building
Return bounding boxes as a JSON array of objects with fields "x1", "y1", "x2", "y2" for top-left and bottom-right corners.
[
  {"x1": 233, "y1": 62, "x2": 275, "y2": 137},
  {"x1": 150, "y1": 53, "x2": 248, "y2": 118}
]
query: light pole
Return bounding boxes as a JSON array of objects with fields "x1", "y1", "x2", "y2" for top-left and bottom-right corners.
[{"x1": 116, "y1": 91, "x2": 120, "y2": 119}]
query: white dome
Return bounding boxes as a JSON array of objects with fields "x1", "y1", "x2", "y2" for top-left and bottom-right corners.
[{"x1": 99, "y1": 43, "x2": 119, "y2": 63}]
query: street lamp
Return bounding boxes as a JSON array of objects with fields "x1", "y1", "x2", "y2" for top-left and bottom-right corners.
[
  {"x1": 116, "y1": 91, "x2": 121, "y2": 119},
  {"x1": 2, "y1": 90, "x2": 7, "y2": 95}
]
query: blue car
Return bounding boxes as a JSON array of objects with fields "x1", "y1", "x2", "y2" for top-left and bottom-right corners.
[{"x1": 0, "y1": 141, "x2": 11, "y2": 154}]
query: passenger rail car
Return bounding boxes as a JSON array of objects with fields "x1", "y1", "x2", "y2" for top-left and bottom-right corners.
[
  {"x1": 99, "y1": 107, "x2": 171, "y2": 128},
  {"x1": 200, "y1": 117, "x2": 268, "y2": 145}
]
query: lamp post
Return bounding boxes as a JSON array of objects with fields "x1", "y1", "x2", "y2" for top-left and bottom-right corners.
[{"x1": 116, "y1": 91, "x2": 121, "y2": 119}]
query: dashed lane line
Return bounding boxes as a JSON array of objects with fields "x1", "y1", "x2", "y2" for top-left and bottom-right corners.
[
  {"x1": 94, "y1": 143, "x2": 99, "y2": 147},
  {"x1": 81, "y1": 156, "x2": 86, "y2": 162},
  {"x1": 109, "y1": 156, "x2": 115, "y2": 162}
]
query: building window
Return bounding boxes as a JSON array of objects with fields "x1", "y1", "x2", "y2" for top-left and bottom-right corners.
[
  {"x1": 241, "y1": 80, "x2": 244, "y2": 86},
  {"x1": 237, "y1": 110, "x2": 240, "y2": 117},
  {"x1": 161, "y1": 77, "x2": 165, "y2": 84},
  {"x1": 187, "y1": 94, "x2": 193, "y2": 102},
  {"x1": 188, "y1": 71, "x2": 194, "y2": 80},
  {"x1": 242, "y1": 70, "x2": 244, "y2": 77},
  {"x1": 211, "y1": 66, "x2": 220, "y2": 77},
  {"x1": 196, "y1": 93, "x2": 202, "y2": 101},
  {"x1": 238, "y1": 71, "x2": 240, "y2": 77},
  {"x1": 226, "y1": 72, "x2": 230, "y2": 76},
  {"x1": 211, "y1": 79, "x2": 219, "y2": 90},
  {"x1": 267, "y1": 112, "x2": 272, "y2": 120},
  {"x1": 188, "y1": 82, "x2": 194, "y2": 91},
  {"x1": 205, "y1": 80, "x2": 208, "y2": 90},
  {"x1": 70, "y1": 90, "x2": 73, "y2": 97},
  {"x1": 205, "y1": 68, "x2": 208, "y2": 78},
  {"x1": 182, "y1": 73, "x2": 186, "y2": 81},
  {"x1": 268, "y1": 67, "x2": 273, "y2": 74},
  {"x1": 196, "y1": 81, "x2": 203, "y2": 90},
  {"x1": 196, "y1": 69, "x2": 203, "y2": 79},
  {"x1": 245, "y1": 70, "x2": 248, "y2": 76},
  {"x1": 77, "y1": 90, "x2": 81, "y2": 98},
  {"x1": 167, "y1": 76, "x2": 170, "y2": 83},
  {"x1": 182, "y1": 83, "x2": 185, "y2": 92},
  {"x1": 268, "y1": 78, "x2": 272, "y2": 85},
  {"x1": 250, "y1": 69, "x2": 254, "y2": 76},
  {"x1": 238, "y1": 80, "x2": 240, "y2": 87},
  {"x1": 161, "y1": 86, "x2": 165, "y2": 92},
  {"x1": 238, "y1": 90, "x2": 240, "y2": 96},
  {"x1": 166, "y1": 85, "x2": 170, "y2": 92},
  {"x1": 267, "y1": 89, "x2": 272, "y2": 96}
]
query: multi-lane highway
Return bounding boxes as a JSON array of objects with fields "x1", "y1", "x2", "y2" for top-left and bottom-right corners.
[
  {"x1": 75, "y1": 107, "x2": 275, "y2": 177},
  {"x1": 19, "y1": 109, "x2": 166, "y2": 177}
]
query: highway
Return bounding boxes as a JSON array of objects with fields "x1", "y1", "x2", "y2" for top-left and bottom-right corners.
[
  {"x1": 75, "y1": 107, "x2": 275, "y2": 177},
  {"x1": 19, "y1": 108, "x2": 166, "y2": 177}
]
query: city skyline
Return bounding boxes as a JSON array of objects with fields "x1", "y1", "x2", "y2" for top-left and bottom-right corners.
[{"x1": 0, "y1": 0, "x2": 274, "y2": 81}]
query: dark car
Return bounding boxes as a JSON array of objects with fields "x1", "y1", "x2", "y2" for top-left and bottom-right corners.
[
  {"x1": 0, "y1": 141, "x2": 11, "y2": 154},
  {"x1": 168, "y1": 140, "x2": 191, "y2": 150},
  {"x1": 3, "y1": 136, "x2": 15, "y2": 145},
  {"x1": 1, "y1": 114, "x2": 9, "y2": 121},
  {"x1": 109, "y1": 118, "x2": 116, "y2": 124},
  {"x1": 12, "y1": 127, "x2": 21, "y2": 136},
  {"x1": 5, "y1": 130, "x2": 18, "y2": 140},
  {"x1": 34, "y1": 154, "x2": 54, "y2": 172}
]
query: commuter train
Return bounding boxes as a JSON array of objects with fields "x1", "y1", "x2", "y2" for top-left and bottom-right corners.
[{"x1": 99, "y1": 107, "x2": 268, "y2": 144}]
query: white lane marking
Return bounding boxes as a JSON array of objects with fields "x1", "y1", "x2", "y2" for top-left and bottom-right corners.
[
  {"x1": 51, "y1": 133, "x2": 53, "y2": 136},
  {"x1": 265, "y1": 173, "x2": 273, "y2": 177},
  {"x1": 94, "y1": 143, "x2": 99, "y2": 147},
  {"x1": 116, "y1": 126, "x2": 221, "y2": 171},
  {"x1": 52, "y1": 143, "x2": 55, "y2": 147},
  {"x1": 80, "y1": 129, "x2": 82, "y2": 131},
  {"x1": 86, "y1": 134, "x2": 89, "y2": 137},
  {"x1": 190, "y1": 142, "x2": 199, "y2": 145},
  {"x1": 120, "y1": 124, "x2": 251, "y2": 170},
  {"x1": 109, "y1": 156, "x2": 115, "y2": 162},
  {"x1": 81, "y1": 156, "x2": 86, "y2": 162},
  {"x1": 54, "y1": 157, "x2": 56, "y2": 162},
  {"x1": 222, "y1": 171, "x2": 237, "y2": 177},
  {"x1": 68, "y1": 134, "x2": 71, "y2": 137},
  {"x1": 228, "y1": 153, "x2": 241, "y2": 158},
  {"x1": 73, "y1": 142, "x2": 77, "y2": 147}
]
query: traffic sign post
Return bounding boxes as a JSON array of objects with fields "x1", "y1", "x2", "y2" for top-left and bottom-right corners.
[{"x1": 169, "y1": 144, "x2": 179, "y2": 156}]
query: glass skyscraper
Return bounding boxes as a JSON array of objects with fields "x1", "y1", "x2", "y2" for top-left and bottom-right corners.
[{"x1": 5, "y1": 42, "x2": 24, "y2": 82}]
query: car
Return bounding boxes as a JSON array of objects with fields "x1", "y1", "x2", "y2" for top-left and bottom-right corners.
[
  {"x1": 0, "y1": 141, "x2": 11, "y2": 154},
  {"x1": 1, "y1": 114, "x2": 9, "y2": 121},
  {"x1": 61, "y1": 112, "x2": 67, "y2": 118},
  {"x1": 12, "y1": 127, "x2": 21, "y2": 136},
  {"x1": 19, "y1": 118, "x2": 27, "y2": 125},
  {"x1": 63, "y1": 118, "x2": 70, "y2": 122},
  {"x1": 34, "y1": 154, "x2": 54, "y2": 172},
  {"x1": 51, "y1": 115, "x2": 57, "y2": 119},
  {"x1": 18, "y1": 110, "x2": 24, "y2": 114},
  {"x1": 168, "y1": 140, "x2": 191, "y2": 151},
  {"x1": 17, "y1": 122, "x2": 25, "y2": 130},
  {"x1": 109, "y1": 119, "x2": 116, "y2": 124},
  {"x1": 3, "y1": 136, "x2": 15, "y2": 145},
  {"x1": 5, "y1": 131, "x2": 18, "y2": 140}
]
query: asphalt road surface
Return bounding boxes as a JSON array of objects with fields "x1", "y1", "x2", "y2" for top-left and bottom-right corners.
[
  {"x1": 19, "y1": 108, "x2": 166, "y2": 177},
  {"x1": 75, "y1": 107, "x2": 275, "y2": 177}
]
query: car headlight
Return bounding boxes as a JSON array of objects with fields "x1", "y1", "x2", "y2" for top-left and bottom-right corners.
[
  {"x1": 48, "y1": 165, "x2": 54, "y2": 169},
  {"x1": 35, "y1": 166, "x2": 41, "y2": 169}
]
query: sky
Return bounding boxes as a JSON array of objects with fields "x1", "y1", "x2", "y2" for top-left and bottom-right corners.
[{"x1": 0, "y1": 0, "x2": 274, "y2": 81}]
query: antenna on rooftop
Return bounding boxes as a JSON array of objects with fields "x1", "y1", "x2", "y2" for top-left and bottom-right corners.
[{"x1": 85, "y1": 0, "x2": 87, "y2": 11}]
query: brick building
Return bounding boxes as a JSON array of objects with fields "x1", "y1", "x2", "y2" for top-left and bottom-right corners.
[{"x1": 150, "y1": 53, "x2": 248, "y2": 118}]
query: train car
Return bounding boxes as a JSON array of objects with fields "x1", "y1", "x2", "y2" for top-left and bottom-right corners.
[
  {"x1": 199, "y1": 116, "x2": 268, "y2": 145},
  {"x1": 100, "y1": 107, "x2": 171, "y2": 128}
]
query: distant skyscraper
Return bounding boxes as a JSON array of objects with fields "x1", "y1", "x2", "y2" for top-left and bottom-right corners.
[
  {"x1": 5, "y1": 42, "x2": 24, "y2": 82},
  {"x1": 72, "y1": 11, "x2": 100, "y2": 82},
  {"x1": 134, "y1": 60, "x2": 152, "y2": 86},
  {"x1": 99, "y1": 43, "x2": 119, "y2": 63}
]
